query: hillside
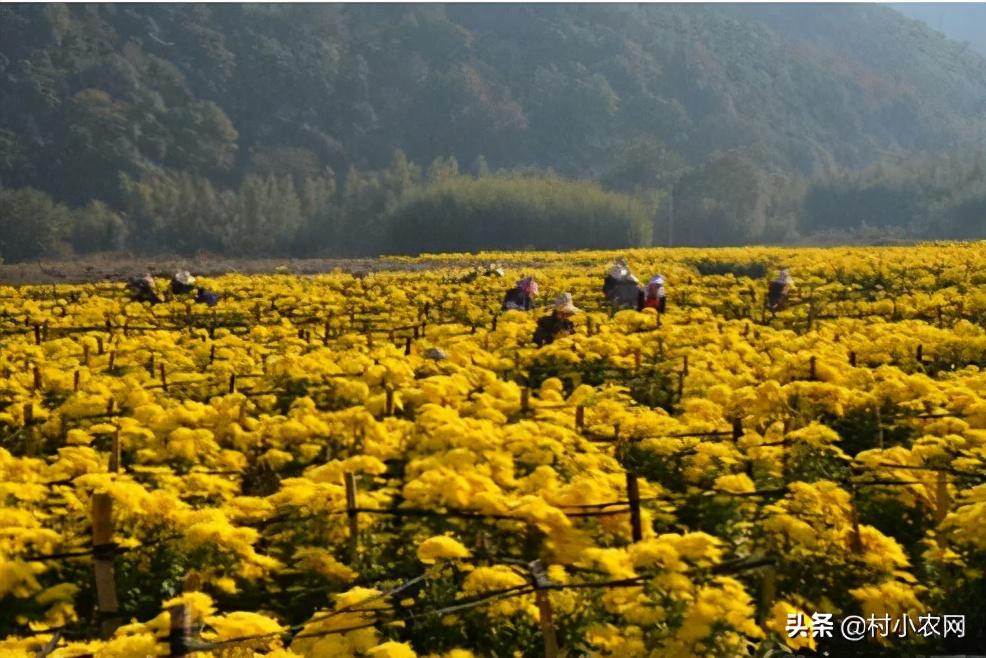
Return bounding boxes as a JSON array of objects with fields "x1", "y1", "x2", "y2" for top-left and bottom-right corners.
[
  {"x1": 891, "y1": 3, "x2": 986, "y2": 57},
  {"x1": 0, "y1": 4, "x2": 984, "y2": 260}
]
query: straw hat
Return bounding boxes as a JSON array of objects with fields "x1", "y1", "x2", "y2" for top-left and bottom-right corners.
[
  {"x1": 553, "y1": 292, "x2": 580, "y2": 314},
  {"x1": 174, "y1": 270, "x2": 195, "y2": 285}
]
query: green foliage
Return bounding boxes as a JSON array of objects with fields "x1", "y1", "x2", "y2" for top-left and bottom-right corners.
[
  {"x1": 1, "y1": 4, "x2": 984, "y2": 257},
  {"x1": 70, "y1": 200, "x2": 128, "y2": 254},
  {"x1": 0, "y1": 187, "x2": 71, "y2": 261},
  {"x1": 388, "y1": 174, "x2": 652, "y2": 254}
]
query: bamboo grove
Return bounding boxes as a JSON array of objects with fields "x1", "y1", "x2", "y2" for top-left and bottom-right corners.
[{"x1": 1, "y1": 244, "x2": 985, "y2": 657}]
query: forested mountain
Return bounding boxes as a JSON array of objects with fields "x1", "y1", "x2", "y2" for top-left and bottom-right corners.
[
  {"x1": 1, "y1": 4, "x2": 984, "y2": 261},
  {"x1": 891, "y1": 3, "x2": 986, "y2": 57}
]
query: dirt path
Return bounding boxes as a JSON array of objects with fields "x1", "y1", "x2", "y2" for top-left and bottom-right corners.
[{"x1": 0, "y1": 255, "x2": 480, "y2": 285}]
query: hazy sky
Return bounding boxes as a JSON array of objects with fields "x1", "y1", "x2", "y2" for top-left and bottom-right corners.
[{"x1": 889, "y1": 3, "x2": 986, "y2": 56}]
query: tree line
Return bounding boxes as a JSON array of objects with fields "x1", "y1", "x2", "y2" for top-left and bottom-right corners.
[{"x1": 2, "y1": 149, "x2": 981, "y2": 263}]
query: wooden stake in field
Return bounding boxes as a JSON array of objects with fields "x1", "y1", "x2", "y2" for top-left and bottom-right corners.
[
  {"x1": 758, "y1": 563, "x2": 777, "y2": 625},
  {"x1": 849, "y1": 483, "x2": 863, "y2": 555},
  {"x1": 529, "y1": 561, "x2": 559, "y2": 658},
  {"x1": 168, "y1": 604, "x2": 192, "y2": 658},
  {"x1": 575, "y1": 405, "x2": 585, "y2": 432},
  {"x1": 109, "y1": 430, "x2": 121, "y2": 474},
  {"x1": 345, "y1": 473, "x2": 359, "y2": 564},
  {"x1": 934, "y1": 470, "x2": 950, "y2": 525},
  {"x1": 92, "y1": 493, "x2": 120, "y2": 636},
  {"x1": 626, "y1": 472, "x2": 643, "y2": 542}
]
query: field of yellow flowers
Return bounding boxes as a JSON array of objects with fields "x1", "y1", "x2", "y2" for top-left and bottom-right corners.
[{"x1": 1, "y1": 244, "x2": 984, "y2": 658}]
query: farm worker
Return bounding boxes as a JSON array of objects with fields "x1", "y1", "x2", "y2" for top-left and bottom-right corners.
[
  {"x1": 767, "y1": 269, "x2": 794, "y2": 311},
  {"x1": 127, "y1": 273, "x2": 161, "y2": 305},
  {"x1": 534, "y1": 292, "x2": 579, "y2": 346},
  {"x1": 423, "y1": 347, "x2": 448, "y2": 361},
  {"x1": 195, "y1": 287, "x2": 220, "y2": 307},
  {"x1": 603, "y1": 257, "x2": 644, "y2": 310},
  {"x1": 643, "y1": 275, "x2": 667, "y2": 312},
  {"x1": 458, "y1": 263, "x2": 504, "y2": 284},
  {"x1": 171, "y1": 270, "x2": 196, "y2": 295},
  {"x1": 502, "y1": 276, "x2": 538, "y2": 311}
]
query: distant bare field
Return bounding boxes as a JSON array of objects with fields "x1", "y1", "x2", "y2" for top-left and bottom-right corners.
[{"x1": 0, "y1": 254, "x2": 466, "y2": 285}]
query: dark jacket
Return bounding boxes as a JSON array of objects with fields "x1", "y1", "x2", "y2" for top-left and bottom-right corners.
[
  {"x1": 605, "y1": 278, "x2": 644, "y2": 311},
  {"x1": 196, "y1": 288, "x2": 220, "y2": 307},
  {"x1": 502, "y1": 287, "x2": 534, "y2": 311},
  {"x1": 171, "y1": 279, "x2": 195, "y2": 295},
  {"x1": 533, "y1": 313, "x2": 574, "y2": 347},
  {"x1": 128, "y1": 280, "x2": 161, "y2": 305},
  {"x1": 767, "y1": 281, "x2": 790, "y2": 311}
]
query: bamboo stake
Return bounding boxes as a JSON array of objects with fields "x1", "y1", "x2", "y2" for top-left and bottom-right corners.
[
  {"x1": 530, "y1": 561, "x2": 559, "y2": 658},
  {"x1": 934, "y1": 470, "x2": 950, "y2": 525},
  {"x1": 626, "y1": 472, "x2": 643, "y2": 542},
  {"x1": 92, "y1": 493, "x2": 120, "y2": 636},
  {"x1": 345, "y1": 473, "x2": 359, "y2": 564},
  {"x1": 168, "y1": 604, "x2": 191, "y2": 657},
  {"x1": 109, "y1": 430, "x2": 121, "y2": 474}
]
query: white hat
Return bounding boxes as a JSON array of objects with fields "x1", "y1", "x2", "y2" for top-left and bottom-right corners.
[
  {"x1": 608, "y1": 265, "x2": 630, "y2": 279},
  {"x1": 174, "y1": 271, "x2": 195, "y2": 285},
  {"x1": 553, "y1": 292, "x2": 580, "y2": 314},
  {"x1": 649, "y1": 275, "x2": 665, "y2": 286}
]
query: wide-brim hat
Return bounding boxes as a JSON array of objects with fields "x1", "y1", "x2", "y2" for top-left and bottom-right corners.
[
  {"x1": 175, "y1": 270, "x2": 195, "y2": 285},
  {"x1": 553, "y1": 292, "x2": 580, "y2": 314}
]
